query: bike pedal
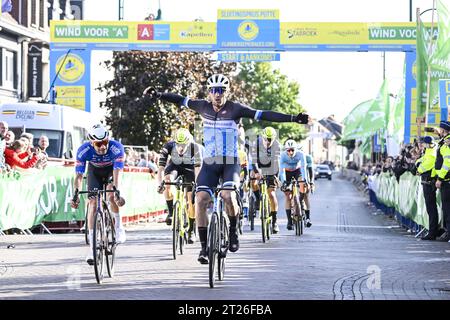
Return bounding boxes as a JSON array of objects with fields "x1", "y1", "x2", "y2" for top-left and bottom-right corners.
[{"x1": 219, "y1": 249, "x2": 228, "y2": 258}]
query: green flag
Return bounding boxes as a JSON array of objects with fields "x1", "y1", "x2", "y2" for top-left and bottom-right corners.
[
  {"x1": 416, "y1": 15, "x2": 428, "y2": 117},
  {"x1": 360, "y1": 136, "x2": 372, "y2": 159},
  {"x1": 416, "y1": 2, "x2": 450, "y2": 118},
  {"x1": 362, "y1": 79, "x2": 390, "y2": 132},
  {"x1": 341, "y1": 100, "x2": 373, "y2": 141},
  {"x1": 388, "y1": 59, "x2": 406, "y2": 142},
  {"x1": 431, "y1": 0, "x2": 450, "y2": 73}
]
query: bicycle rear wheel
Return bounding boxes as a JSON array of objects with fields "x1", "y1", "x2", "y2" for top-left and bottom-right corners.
[
  {"x1": 93, "y1": 210, "x2": 105, "y2": 284},
  {"x1": 208, "y1": 213, "x2": 218, "y2": 288},
  {"x1": 172, "y1": 202, "x2": 179, "y2": 260},
  {"x1": 105, "y1": 206, "x2": 116, "y2": 278},
  {"x1": 218, "y1": 214, "x2": 228, "y2": 281}
]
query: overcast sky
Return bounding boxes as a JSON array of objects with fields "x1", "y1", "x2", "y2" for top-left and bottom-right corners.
[{"x1": 84, "y1": 0, "x2": 438, "y2": 122}]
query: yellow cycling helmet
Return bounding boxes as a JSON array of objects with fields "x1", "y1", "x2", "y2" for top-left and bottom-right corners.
[
  {"x1": 261, "y1": 127, "x2": 277, "y2": 140},
  {"x1": 174, "y1": 128, "x2": 192, "y2": 145}
]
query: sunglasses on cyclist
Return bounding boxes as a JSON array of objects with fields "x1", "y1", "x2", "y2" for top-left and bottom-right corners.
[
  {"x1": 209, "y1": 87, "x2": 227, "y2": 95},
  {"x1": 93, "y1": 140, "x2": 109, "y2": 148},
  {"x1": 287, "y1": 148, "x2": 295, "y2": 153}
]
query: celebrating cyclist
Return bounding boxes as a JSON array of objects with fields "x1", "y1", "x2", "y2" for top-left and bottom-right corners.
[
  {"x1": 143, "y1": 74, "x2": 310, "y2": 264},
  {"x1": 71, "y1": 124, "x2": 126, "y2": 265},
  {"x1": 249, "y1": 127, "x2": 281, "y2": 233},
  {"x1": 157, "y1": 128, "x2": 203, "y2": 244},
  {"x1": 279, "y1": 139, "x2": 308, "y2": 230}
]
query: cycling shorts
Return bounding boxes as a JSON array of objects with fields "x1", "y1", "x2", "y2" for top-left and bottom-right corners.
[
  {"x1": 164, "y1": 161, "x2": 195, "y2": 192},
  {"x1": 196, "y1": 157, "x2": 240, "y2": 196},
  {"x1": 87, "y1": 163, "x2": 113, "y2": 198}
]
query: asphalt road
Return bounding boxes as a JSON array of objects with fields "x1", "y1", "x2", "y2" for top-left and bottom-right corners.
[{"x1": 1, "y1": 174, "x2": 450, "y2": 300}]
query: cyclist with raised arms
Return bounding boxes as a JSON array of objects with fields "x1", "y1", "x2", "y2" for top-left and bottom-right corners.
[
  {"x1": 279, "y1": 139, "x2": 308, "y2": 230},
  {"x1": 249, "y1": 127, "x2": 281, "y2": 233},
  {"x1": 157, "y1": 128, "x2": 203, "y2": 244},
  {"x1": 143, "y1": 74, "x2": 310, "y2": 264},
  {"x1": 71, "y1": 124, "x2": 126, "y2": 265}
]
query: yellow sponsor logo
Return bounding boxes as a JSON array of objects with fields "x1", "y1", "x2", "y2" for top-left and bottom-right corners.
[
  {"x1": 56, "y1": 53, "x2": 85, "y2": 83},
  {"x1": 238, "y1": 20, "x2": 259, "y2": 41}
]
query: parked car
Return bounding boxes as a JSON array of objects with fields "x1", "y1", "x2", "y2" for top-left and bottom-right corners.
[{"x1": 315, "y1": 164, "x2": 332, "y2": 180}]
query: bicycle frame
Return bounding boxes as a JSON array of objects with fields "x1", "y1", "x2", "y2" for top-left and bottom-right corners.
[
  {"x1": 163, "y1": 176, "x2": 192, "y2": 259},
  {"x1": 286, "y1": 177, "x2": 304, "y2": 236},
  {"x1": 258, "y1": 177, "x2": 272, "y2": 243},
  {"x1": 78, "y1": 187, "x2": 118, "y2": 284},
  {"x1": 208, "y1": 184, "x2": 242, "y2": 288}
]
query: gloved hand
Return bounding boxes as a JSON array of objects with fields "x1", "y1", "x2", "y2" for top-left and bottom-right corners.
[
  {"x1": 295, "y1": 112, "x2": 310, "y2": 124},
  {"x1": 280, "y1": 182, "x2": 289, "y2": 192},
  {"x1": 157, "y1": 184, "x2": 165, "y2": 194},
  {"x1": 143, "y1": 86, "x2": 162, "y2": 99},
  {"x1": 71, "y1": 190, "x2": 80, "y2": 209},
  {"x1": 112, "y1": 187, "x2": 125, "y2": 207}
]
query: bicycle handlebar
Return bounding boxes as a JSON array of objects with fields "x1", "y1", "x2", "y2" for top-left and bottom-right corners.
[{"x1": 78, "y1": 189, "x2": 118, "y2": 195}]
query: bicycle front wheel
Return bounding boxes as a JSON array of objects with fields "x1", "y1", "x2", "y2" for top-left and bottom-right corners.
[
  {"x1": 172, "y1": 202, "x2": 179, "y2": 260},
  {"x1": 93, "y1": 210, "x2": 105, "y2": 284},
  {"x1": 218, "y1": 214, "x2": 228, "y2": 281},
  {"x1": 208, "y1": 213, "x2": 218, "y2": 288},
  {"x1": 261, "y1": 205, "x2": 266, "y2": 243},
  {"x1": 84, "y1": 203, "x2": 89, "y2": 245}
]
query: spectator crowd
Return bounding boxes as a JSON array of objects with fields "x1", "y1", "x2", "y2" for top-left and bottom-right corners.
[{"x1": 0, "y1": 121, "x2": 49, "y2": 177}]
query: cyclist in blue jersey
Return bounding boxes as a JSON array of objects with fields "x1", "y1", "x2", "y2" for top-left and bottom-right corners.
[
  {"x1": 300, "y1": 146, "x2": 314, "y2": 228},
  {"x1": 70, "y1": 124, "x2": 126, "y2": 265},
  {"x1": 279, "y1": 139, "x2": 309, "y2": 230},
  {"x1": 143, "y1": 74, "x2": 310, "y2": 264}
]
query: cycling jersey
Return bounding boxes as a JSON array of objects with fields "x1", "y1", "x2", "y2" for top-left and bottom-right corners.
[
  {"x1": 158, "y1": 141, "x2": 203, "y2": 168},
  {"x1": 249, "y1": 136, "x2": 280, "y2": 176},
  {"x1": 279, "y1": 149, "x2": 308, "y2": 183},
  {"x1": 75, "y1": 140, "x2": 125, "y2": 174},
  {"x1": 158, "y1": 93, "x2": 297, "y2": 159}
]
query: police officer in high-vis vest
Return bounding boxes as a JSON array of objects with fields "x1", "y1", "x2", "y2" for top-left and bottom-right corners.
[
  {"x1": 416, "y1": 136, "x2": 438, "y2": 240},
  {"x1": 435, "y1": 121, "x2": 450, "y2": 242}
]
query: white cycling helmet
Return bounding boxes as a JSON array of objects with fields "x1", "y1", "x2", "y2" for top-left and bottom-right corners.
[
  {"x1": 88, "y1": 123, "x2": 109, "y2": 141},
  {"x1": 207, "y1": 74, "x2": 230, "y2": 89},
  {"x1": 284, "y1": 139, "x2": 297, "y2": 150}
]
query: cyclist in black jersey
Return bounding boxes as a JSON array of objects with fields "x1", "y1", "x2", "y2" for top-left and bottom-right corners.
[
  {"x1": 143, "y1": 74, "x2": 310, "y2": 264},
  {"x1": 157, "y1": 128, "x2": 203, "y2": 244}
]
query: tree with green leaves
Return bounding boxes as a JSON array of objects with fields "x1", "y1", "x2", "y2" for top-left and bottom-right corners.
[
  {"x1": 237, "y1": 62, "x2": 306, "y2": 143},
  {"x1": 97, "y1": 51, "x2": 251, "y2": 150},
  {"x1": 97, "y1": 53, "x2": 306, "y2": 150}
]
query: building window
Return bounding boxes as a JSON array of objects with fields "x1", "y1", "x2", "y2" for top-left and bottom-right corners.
[
  {"x1": 1, "y1": 49, "x2": 18, "y2": 90},
  {"x1": 39, "y1": 0, "x2": 45, "y2": 28},
  {"x1": 31, "y1": 0, "x2": 37, "y2": 26}
]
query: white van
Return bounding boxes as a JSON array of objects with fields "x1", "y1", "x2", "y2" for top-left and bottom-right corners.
[{"x1": 0, "y1": 102, "x2": 98, "y2": 159}]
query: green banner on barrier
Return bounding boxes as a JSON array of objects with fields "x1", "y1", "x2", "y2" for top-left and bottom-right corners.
[
  {"x1": 0, "y1": 167, "x2": 166, "y2": 231},
  {"x1": 374, "y1": 171, "x2": 445, "y2": 229}
]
